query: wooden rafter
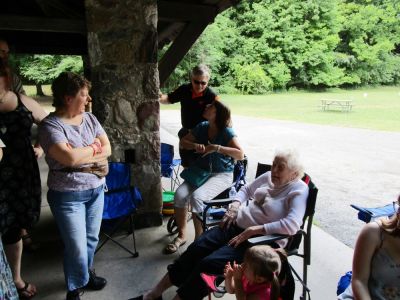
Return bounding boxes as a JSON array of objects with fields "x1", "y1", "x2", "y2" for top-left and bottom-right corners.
[{"x1": 0, "y1": 14, "x2": 86, "y2": 34}]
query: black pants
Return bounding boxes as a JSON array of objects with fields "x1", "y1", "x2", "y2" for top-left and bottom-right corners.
[
  {"x1": 178, "y1": 128, "x2": 200, "y2": 168},
  {"x1": 167, "y1": 225, "x2": 248, "y2": 300}
]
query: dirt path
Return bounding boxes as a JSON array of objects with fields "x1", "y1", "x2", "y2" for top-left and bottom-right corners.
[{"x1": 160, "y1": 110, "x2": 400, "y2": 247}]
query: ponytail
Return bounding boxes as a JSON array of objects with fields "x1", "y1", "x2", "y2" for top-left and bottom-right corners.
[{"x1": 270, "y1": 272, "x2": 280, "y2": 300}]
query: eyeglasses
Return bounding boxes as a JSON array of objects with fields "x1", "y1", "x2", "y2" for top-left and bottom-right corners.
[{"x1": 193, "y1": 80, "x2": 208, "y2": 86}]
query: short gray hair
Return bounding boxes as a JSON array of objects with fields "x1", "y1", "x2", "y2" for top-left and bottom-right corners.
[
  {"x1": 274, "y1": 148, "x2": 304, "y2": 180},
  {"x1": 190, "y1": 64, "x2": 211, "y2": 79}
]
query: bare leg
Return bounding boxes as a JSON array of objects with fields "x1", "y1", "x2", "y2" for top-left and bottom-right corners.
[
  {"x1": 143, "y1": 273, "x2": 173, "y2": 300},
  {"x1": 192, "y1": 215, "x2": 203, "y2": 239},
  {"x1": 174, "y1": 206, "x2": 188, "y2": 240},
  {"x1": 4, "y1": 240, "x2": 37, "y2": 296}
]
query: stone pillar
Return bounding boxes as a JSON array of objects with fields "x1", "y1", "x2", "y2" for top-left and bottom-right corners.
[{"x1": 85, "y1": 0, "x2": 162, "y2": 227}]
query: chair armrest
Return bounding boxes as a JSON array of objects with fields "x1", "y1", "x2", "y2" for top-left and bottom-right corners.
[
  {"x1": 202, "y1": 198, "x2": 233, "y2": 206},
  {"x1": 248, "y1": 234, "x2": 288, "y2": 245}
]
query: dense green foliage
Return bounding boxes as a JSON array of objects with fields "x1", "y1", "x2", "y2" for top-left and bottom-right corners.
[
  {"x1": 163, "y1": 0, "x2": 400, "y2": 94},
  {"x1": 16, "y1": 55, "x2": 83, "y2": 84}
]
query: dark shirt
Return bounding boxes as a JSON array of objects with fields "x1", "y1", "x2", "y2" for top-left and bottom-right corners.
[{"x1": 168, "y1": 83, "x2": 218, "y2": 129}]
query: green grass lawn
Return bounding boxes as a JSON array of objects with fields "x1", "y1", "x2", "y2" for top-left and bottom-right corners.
[
  {"x1": 162, "y1": 86, "x2": 400, "y2": 132},
  {"x1": 27, "y1": 85, "x2": 399, "y2": 131}
]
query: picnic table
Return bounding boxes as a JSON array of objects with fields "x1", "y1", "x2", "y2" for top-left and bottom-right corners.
[{"x1": 320, "y1": 99, "x2": 353, "y2": 112}]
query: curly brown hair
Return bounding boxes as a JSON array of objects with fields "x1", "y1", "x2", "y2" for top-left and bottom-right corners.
[{"x1": 51, "y1": 72, "x2": 91, "y2": 109}]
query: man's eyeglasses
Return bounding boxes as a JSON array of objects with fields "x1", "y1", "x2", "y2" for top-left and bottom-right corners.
[{"x1": 193, "y1": 80, "x2": 208, "y2": 86}]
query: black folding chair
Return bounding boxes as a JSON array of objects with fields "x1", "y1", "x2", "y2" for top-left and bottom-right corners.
[
  {"x1": 248, "y1": 163, "x2": 318, "y2": 300},
  {"x1": 95, "y1": 162, "x2": 142, "y2": 257}
]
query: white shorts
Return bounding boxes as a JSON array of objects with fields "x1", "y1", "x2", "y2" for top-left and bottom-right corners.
[{"x1": 174, "y1": 172, "x2": 232, "y2": 213}]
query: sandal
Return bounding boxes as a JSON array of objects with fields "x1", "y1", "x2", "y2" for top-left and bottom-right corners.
[
  {"x1": 164, "y1": 237, "x2": 187, "y2": 254},
  {"x1": 17, "y1": 281, "x2": 37, "y2": 299}
]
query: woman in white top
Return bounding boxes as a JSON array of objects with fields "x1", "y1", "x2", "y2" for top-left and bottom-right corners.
[{"x1": 129, "y1": 148, "x2": 309, "y2": 300}]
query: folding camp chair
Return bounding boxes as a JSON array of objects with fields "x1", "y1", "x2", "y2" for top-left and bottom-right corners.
[
  {"x1": 95, "y1": 162, "x2": 142, "y2": 257},
  {"x1": 248, "y1": 163, "x2": 318, "y2": 300},
  {"x1": 166, "y1": 157, "x2": 248, "y2": 234},
  {"x1": 201, "y1": 162, "x2": 318, "y2": 300},
  {"x1": 350, "y1": 202, "x2": 398, "y2": 223},
  {"x1": 161, "y1": 143, "x2": 181, "y2": 191},
  {"x1": 200, "y1": 157, "x2": 248, "y2": 231}
]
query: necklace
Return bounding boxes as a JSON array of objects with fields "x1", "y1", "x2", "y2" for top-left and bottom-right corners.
[{"x1": 0, "y1": 90, "x2": 8, "y2": 103}]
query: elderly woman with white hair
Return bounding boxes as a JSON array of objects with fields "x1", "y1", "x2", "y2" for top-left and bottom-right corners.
[{"x1": 130, "y1": 148, "x2": 309, "y2": 300}]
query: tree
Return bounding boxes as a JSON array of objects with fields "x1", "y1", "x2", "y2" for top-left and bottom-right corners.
[{"x1": 17, "y1": 55, "x2": 83, "y2": 95}]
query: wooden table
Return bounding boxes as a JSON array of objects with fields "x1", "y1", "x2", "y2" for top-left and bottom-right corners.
[{"x1": 320, "y1": 99, "x2": 353, "y2": 112}]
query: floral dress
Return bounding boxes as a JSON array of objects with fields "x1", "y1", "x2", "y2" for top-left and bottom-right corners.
[
  {"x1": 0, "y1": 94, "x2": 41, "y2": 233},
  {"x1": 0, "y1": 138, "x2": 18, "y2": 299}
]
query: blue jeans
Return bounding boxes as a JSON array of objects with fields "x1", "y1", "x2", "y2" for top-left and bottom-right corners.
[{"x1": 48, "y1": 185, "x2": 104, "y2": 291}]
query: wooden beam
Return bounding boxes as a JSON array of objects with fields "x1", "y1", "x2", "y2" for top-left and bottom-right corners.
[
  {"x1": 158, "y1": 1, "x2": 217, "y2": 22},
  {"x1": 0, "y1": 14, "x2": 86, "y2": 34},
  {"x1": 159, "y1": 20, "x2": 210, "y2": 86}
]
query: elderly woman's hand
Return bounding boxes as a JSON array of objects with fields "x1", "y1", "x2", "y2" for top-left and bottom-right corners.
[
  {"x1": 220, "y1": 202, "x2": 240, "y2": 229},
  {"x1": 228, "y1": 225, "x2": 264, "y2": 248}
]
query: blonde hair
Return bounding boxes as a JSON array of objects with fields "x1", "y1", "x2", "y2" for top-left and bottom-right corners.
[
  {"x1": 274, "y1": 148, "x2": 304, "y2": 180},
  {"x1": 244, "y1": 245, "x2": 287, "y2": 300}
]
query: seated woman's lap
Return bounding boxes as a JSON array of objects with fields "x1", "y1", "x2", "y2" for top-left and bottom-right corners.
[
  {"x1": 174, "y1": 172, "x2": 232, "y2": 213},
  {"x1": 168, "y1": 225, "x2": 247, "y2": 299}
]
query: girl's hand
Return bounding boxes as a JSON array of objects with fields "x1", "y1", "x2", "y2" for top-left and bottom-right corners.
[
  {"x1": 224, "y1": 262, "x2": 234, "y2": 278},
  {"x1": 232, "y1": 262, "x2": 243, "y2": 281}
]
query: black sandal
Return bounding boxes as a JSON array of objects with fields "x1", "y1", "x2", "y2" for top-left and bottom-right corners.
[{"x1": 17, "y1": 281, "x2": 37, "y2": 299}]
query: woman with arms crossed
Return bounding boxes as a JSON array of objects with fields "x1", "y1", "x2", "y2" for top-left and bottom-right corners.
[{"x1": 38, "y1": 72, "x2": 111, "y2": 300}]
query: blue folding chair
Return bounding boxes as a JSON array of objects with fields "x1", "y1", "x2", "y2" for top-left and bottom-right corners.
[
  {"x1": 351, "y1": 202, "x2": 398, "y2": 223},
  {"x1": 95, "y1": 162, "x2": 142, "y2": 257},
  {"x1": 161, "y1": 143, "x2": 181, "y2": 191}
]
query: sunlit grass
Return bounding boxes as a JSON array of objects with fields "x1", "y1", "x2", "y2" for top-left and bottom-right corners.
[
  {"x1": 162, "y1": 86, "x2": 400, "y2": 131},
  {"x1": 24, "y1": 85, "x2": 52, "y2": 97}
]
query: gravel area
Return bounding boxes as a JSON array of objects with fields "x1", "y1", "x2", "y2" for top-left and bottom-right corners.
[{"x1": 160, "y1": 110, "x2": 400, "y2": 248}]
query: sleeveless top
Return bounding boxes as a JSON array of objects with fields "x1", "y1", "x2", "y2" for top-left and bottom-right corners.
[
  {"x1": 242, "y1": 276, "x2": 272, "y2": 300},
  {"x1": 338, "y1": 226, "x2": 400, "y2": 299},
  {"x1": 0, "y1": 94, "x2": 41, "y2": 233}
]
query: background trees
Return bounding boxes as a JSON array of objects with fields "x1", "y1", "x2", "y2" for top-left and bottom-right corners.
[
  {"x1": 9, "y1": 0, "x2": 400, "y2": 95},
  {"x1": 163, "y1": 0, "x2": 400, "y2": 94},
  {"x1": 10, "y1": 55, "x2": 83, "y2": 95}
]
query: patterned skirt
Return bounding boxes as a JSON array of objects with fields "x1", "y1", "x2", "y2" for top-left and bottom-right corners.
[{"x1": 0, "y1": 236, "x2": 18, "y2": 300}]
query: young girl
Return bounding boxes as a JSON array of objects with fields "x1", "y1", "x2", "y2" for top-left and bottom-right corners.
[{"x1": 224, "y1": 245, "x2": 286, "y2": 300}]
